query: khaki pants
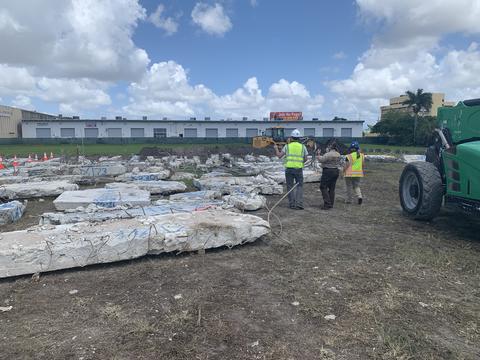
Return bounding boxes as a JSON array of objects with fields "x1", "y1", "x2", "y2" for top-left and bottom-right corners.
[{"x1": 345, "y1": 177, "x2": 362, "y2": 202}]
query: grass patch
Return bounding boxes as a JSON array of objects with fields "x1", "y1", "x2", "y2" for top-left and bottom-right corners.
[
  {"x1": 359, "y1": 144, "x2": 426, "y2": 154},
  {"x1": 0, "y1": 143, "x2": 248, "y2": 157}
]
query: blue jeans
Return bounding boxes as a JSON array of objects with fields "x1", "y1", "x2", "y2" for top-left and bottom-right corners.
[{"x1": 285, "y1": 168, "x2": 303, "y2": 208}]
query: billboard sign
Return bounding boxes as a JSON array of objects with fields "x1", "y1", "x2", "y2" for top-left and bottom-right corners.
[{"x1": 269, "y1": 112, "x2": 303, "y2": 121}]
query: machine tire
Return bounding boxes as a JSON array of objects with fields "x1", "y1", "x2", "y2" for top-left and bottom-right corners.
[{"x1": 399, "y1": 161, "x2": 443, "y2": 220}]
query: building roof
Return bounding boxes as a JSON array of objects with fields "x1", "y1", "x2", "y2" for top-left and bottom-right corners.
[{"x1": 22, "y1": 118, "x2": 364, "y2": 124}]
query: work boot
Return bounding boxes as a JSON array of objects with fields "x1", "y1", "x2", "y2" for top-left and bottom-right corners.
[{"x1": 358, "y1": 198, "x2": 363, "y2": 205}]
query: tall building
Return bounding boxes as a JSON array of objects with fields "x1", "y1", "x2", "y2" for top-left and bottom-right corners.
[
  {"x1": 0, "y1": 105, "x2": 56, "y2": 138},
  {"x1": 380, "y1": 93, "x2": 455, "y2": 120}
]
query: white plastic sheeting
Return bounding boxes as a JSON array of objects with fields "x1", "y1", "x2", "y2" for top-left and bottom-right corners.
[
  {"x1": 115, "y1": 171, "x2": 171, "y2": 182},
  {"x1": 0, "y1": 181, "x2": 79, "y2": 200},
  {"x1": 402, "y1": 155, "x2": 426, "y2": 163},
  {"x1": 0, "y1": 210, "x2": 270, "y2": 278},
  {"x1": 0, "y1": 201, "x2": 26, "y2": 225},
  {"x1": 53, "y1": 188, "x2": 151, "y2": 211},
  {"x1": 106, "y1": 180, "x2": 187, "y2": 195}
]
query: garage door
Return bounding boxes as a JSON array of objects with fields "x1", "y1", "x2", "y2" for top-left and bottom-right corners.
[
  {"x1": 85, "y1": 128, "x2": 99, "y2": 138},
  {"x1": 60, "y1": 128, "x2": 75, "y2": 138},
  {"x1": 184, "y1": 128, "x2": 197, "y2": 138},
  {"x1": 205, "y1": 128, "x2": 218, "y2": 138},
  {"x1": 323, "y1": 128, "x2": 334, "y2": 137},
  {"x1": 226, "y1": 128, "x2": 238, "y2": 137},
  {"x1": 246, "y1": 128, "x2": 258, "y2": 137},
  {"x1": 341, "y1": 128, "x2": 352, "y2": 137},
  {"x1": 304, "y1": 128, "x2": 315, "y2": 137},
  {"x1": 107, "y1": 128, "x2": 122, "y2": 137},
  {"x1": 36, "y1": 128, "x2": 51, "y2": 138},
  {"x1": 131, "y1": 128, "x2": 144, "y2": 137}
]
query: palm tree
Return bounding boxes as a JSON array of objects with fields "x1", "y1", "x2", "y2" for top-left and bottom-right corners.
[{"x1": 402, "y1": 89, "x2": 433, "y2": 145}]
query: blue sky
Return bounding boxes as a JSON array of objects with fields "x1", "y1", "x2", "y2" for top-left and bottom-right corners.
[{"x1": 1, "y1": 0, "x2": 480, "y2": 125}]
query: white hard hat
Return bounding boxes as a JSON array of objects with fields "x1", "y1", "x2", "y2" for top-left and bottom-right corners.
[{"x1": 291, "y1": 129, "x2": 302, "y2": 137}]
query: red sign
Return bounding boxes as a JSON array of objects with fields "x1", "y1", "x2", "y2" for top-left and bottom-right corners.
[{"x1": 269, "y1": 112, "x2": 303, "y2": 121}]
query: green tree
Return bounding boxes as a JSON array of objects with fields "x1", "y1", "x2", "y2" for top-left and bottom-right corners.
[
  {"x1": 371, "y1": 112, "x2": 436, "y2": 146},
  {"x1": 402, "y1": 89, "x2": 433, "y2": 145}
]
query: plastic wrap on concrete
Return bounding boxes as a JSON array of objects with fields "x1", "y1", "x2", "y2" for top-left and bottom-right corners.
[
  {"x1": 72, "y1": 164, "x2": 127, "y2": 177},
  {"x1": 41, "y1": 199, "x2": 224, "y2": 225},
  {"x1": 53, "y1": 188, "x2": 151, "y2": 211},
  {"x1": 0, "y1": 210, "x2": 270, "y2": 278},
  {"x1": 402, "y1": 155, "x2": 426, "y2": 163},
  {"x1": 106, "y1": 180, "x2": 186, "y2": 195},
  {"x1": 115, "y1": 171, "x2": 171, "y2": 182},
  {"x1": 365, "y1": 155, "x2": 399, "y2": 162},
  {"x1": 0, "y1": 201, "x2": 26, "y2": 225},
  {"x1": 0, "y1": 181, "x2": 79, "y2": 200}
]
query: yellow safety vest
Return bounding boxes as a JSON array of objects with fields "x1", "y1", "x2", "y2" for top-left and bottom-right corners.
[
  {"x1": 345, "y1": 151, "x2": 364, "y2": 177},
  {"x1": 284, "y1": 142, "x2": 304, "y2": 169}
]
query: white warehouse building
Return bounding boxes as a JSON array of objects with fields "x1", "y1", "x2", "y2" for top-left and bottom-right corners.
[{"x1": 21, "y1": 118, "x2": 364, "y2": 139}]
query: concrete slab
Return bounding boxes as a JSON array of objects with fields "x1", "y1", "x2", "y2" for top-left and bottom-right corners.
[
  {"x1": 0, "y1": 181, "x2": 79, "y2": 200},
  {"x1": 106, "y1": 180, "x2": 186, "y2": 195},
  {"x1": 53, "y1": 188, "x2": 151, "y2": 210},
  {"x1": 41, "y1": 199, "x2": 223, "y2": 225},
  {"x1": 72, "y1": 164, "x2": 127, "y2": 177},
  {"x1": 0, "y1": 201, "x2": 26, "y2": 225},
  {"x1": 402, "y1": 155, "x2": 426, "y2": 163},
  {"x1": 115, "y1": 171, "x2": 171, "y2": 181},
  {"x1": 0, "y1": 210, "x2": 270, "y2": 278}
]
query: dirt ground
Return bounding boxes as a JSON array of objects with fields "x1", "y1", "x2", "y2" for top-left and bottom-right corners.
[{"x1": 1, "y1": 163, "x2": 479, "y2": 360}]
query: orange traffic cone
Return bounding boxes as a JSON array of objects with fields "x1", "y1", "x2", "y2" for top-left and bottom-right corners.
[
  {"x1": 50, "y1": 152, "x2": 54, "y2": 159},
  {"x1": 42, "y1": 152, "x2": 48, "y2": 161},
  {"x1": 34, "y1": 153, "x2": 38, "y2": 161},
  {"x1": 27, "y1": 154, "x2": 32, "y2": 162},
  {"x1": 0, "y1": 155, "x2": 4, "y2": 170}
]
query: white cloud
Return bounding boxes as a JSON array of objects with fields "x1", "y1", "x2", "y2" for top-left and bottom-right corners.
[
  {"x1": 328, "y1": 0, "x2": 480, "y2": 123},
  {"x1": 124, "y1": 61, "x2": 324, "y2": 119},
  {"x1": 0, "y1": 0, "x2": 147, "y2": 114},
  {"x1": 123, "y1": 61, "x2": 215, "y2": 117},
  {"x1": 11, "y1": 95, "x2": 33, "y2": 109},
  {"x1": 191, "y1": 3, "x2": 232, "y2": 36},
  {"x1": 0, "y1": 0, "x2": 149, "y2": 81},
  {"x1": 149, "y1": 4, "x2": 179, "y2": 35},
  {"x1": 250, "y1": 0, "x2": 258, "y2": 7}
]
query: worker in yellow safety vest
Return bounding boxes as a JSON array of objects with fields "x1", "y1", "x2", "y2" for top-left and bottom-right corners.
[
  {"x1": 275, "y1": 129, "x2": 308, "y2": 209},
  {"x1": 343, "y1": 141, "x2": 365, "y2": 205}
]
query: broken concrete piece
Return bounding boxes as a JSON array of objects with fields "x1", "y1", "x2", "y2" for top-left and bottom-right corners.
[
  {"x1": 223, "y1": 193, "x2": 266, "y2": 211},
  {"x1": 72, "y1": 164, "x2": 127, "y2": 177},
  {"x1": 194, "y1": 174, "x2": 282, "y2": 195},
  {"x1": 0, "y1": 181, "x2": 79, "y2": 200},
  {"x1": 53, "y1": 188, "x2": 150, "y2": 210},
  {"x1": 106, "y1": 180, "x2": 186, "y2": 195},
  {"x1": 115, "y1": 171, "x2": 171, "y2": 182},
  {"x1": 365, "y1": 155, "x2": 399, "y2": 162},
  {"x1": 402, "y1": 154, "x2": 426, "y2": 163},
  {"x1": 170, "y1": 172, "x2": 196, "y2": 181},
  {"x1": 0, "y1": 201, "x2": 26, "y2": 225},
  {"x1": 169, "y1": 190, "x2": 219, "y2": 201},
  {"x1": 0, "y1": 210, "x2": 270, "y2": 278}
]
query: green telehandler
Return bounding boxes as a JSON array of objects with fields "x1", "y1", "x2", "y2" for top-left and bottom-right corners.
[{"x1": 399, "y1": 98, "x2": 480, "y2": 220}]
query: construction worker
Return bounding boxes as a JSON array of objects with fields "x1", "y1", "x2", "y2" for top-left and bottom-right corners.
[
  {"x1": 275, "y1": 129, "x2": 308, "y2": 209},
  {"x1": 344, "y1": 141, "x2": 365, "y2": 204},
  {"x1": 317, "y1": 140, "x2": 342, "y2": 210}
]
